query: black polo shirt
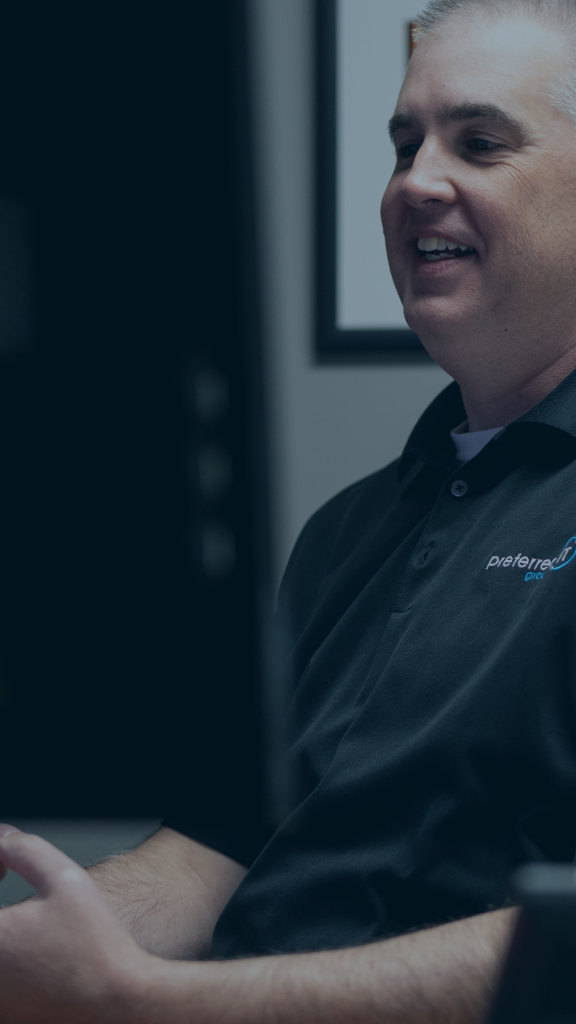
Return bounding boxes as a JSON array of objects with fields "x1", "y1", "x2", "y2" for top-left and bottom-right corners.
[{"x1": 169, "y1": 369, "x2": 576, "y2": 959}]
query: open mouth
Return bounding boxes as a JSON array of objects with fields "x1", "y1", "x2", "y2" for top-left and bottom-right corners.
[{"x1": 416, "y1": 237, "x2": 476, "y2": 262}]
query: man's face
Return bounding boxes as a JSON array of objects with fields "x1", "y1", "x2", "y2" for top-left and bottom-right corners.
[{"x1": 381, "y1": 14, "x2": 576, "y2": 373}]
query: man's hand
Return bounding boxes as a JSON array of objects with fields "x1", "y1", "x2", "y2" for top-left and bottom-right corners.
[
  {"x1": 0, "y1": 823, "x2": 517, "y2": 1024},
  {"x1": 0, "y1": 824, "x2": 153, "y2": 1024},
  {"x1": 0, "y1": 836, "x2": 7, "y2": 885}
]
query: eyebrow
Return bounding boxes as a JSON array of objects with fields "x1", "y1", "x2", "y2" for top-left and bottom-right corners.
[{"x1": 387, "y1": 102, "x2": 528, "y2": 142}]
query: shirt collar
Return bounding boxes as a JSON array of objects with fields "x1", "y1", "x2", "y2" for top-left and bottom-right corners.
[
  {"x1": 398, "y1": 380, "x2": 465, "y2": 480},
  {"x1": 398, "y1": 364, "x2": 576, "y2": 481},
  {"x1": 517, "y1": 364, "x2": 576, "y2": 435}
]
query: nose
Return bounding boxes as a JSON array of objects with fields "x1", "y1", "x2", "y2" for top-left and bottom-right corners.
[{"x1": 400, "y1": 138, "x2": 458, "y2": 209}]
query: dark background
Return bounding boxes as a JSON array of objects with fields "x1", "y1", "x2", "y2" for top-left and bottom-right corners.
[{"x1": 0, "y1": 0, "x2": 275, "y2": 851}]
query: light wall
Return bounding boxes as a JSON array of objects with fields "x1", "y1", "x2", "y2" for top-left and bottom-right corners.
[{"x1": 250, "y1": 0, "x2": 451, "y2": 582}]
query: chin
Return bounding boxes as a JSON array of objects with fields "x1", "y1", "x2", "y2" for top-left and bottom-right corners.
[{"x1": 403, "y1": 294, "x2": 475, "y2": 343}]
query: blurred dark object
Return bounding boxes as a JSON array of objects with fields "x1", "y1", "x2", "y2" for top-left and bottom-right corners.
[
  {"x1": 0, "y1": 0, "x2": 285, "y2": 850},
  {"x1": 487, "y1": 864, "x2": 576, "y2": 1024}
]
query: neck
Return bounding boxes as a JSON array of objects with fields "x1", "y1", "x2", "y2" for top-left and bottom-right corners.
[{"x1": 455, "y1": 347, "x2": 576, "y2": 432}]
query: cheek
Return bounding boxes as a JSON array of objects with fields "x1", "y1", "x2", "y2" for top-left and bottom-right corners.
[
  {"x1": 530, "y1": 171, "x2": 576, "y2": 257},
  {"x1": 481, "y1": 164, "x2": 576, "y2": 259},
  {"x1": 380, "y1": 188, "x2": 407, "y2": 296},
  {"x1": 380, "y1": 187, "x2": 407, "y2": 285},
  {"x1": 380, "y1": 178, "x2": 400, "y2": 236}
]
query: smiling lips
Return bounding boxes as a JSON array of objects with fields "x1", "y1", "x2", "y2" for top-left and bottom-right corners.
[{"x1": 417, "y1": 237, "x2": 477, "y2": 261}]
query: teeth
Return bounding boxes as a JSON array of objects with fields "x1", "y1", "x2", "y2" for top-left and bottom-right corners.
[
  {"x1": 417, "y1": 237, "x2": 473, "y2": 252},
  {"x1": 417, "y1": 237, "x2": 437, "y2": 251}
]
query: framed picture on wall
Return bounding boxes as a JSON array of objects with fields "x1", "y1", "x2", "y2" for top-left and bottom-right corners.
[{"x1": 316, "y1": 0, "x2": 427, "y2": 360}]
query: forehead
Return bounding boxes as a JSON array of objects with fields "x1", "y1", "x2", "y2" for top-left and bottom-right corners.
[{"x1": 395, "y1": 14, "x2": 569, "y2": 128}]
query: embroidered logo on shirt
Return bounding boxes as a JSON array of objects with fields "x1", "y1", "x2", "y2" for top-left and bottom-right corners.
[{"x1": 485, "y1": 537, "x2": 576, "y2": 581}]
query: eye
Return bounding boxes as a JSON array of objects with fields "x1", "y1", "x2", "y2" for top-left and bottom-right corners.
[
  {"x1": 466, "y1": 137, "x2": 500, "y2": 153},
  {"x1": 396, "y1": 142, "x2": 421, "y2": 160}
]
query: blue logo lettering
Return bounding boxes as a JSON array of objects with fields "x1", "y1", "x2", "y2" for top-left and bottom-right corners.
[{"x1": 550, "y1": 536, "x2": 576, "y2": 570}]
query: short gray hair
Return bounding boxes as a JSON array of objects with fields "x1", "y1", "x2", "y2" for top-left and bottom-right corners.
[
  {"x1": 413, "y1": 0, "x2": 576, "y2": 128},
  {"x1": 414, "y1": 0, "x2": 576, "y2": 34}
]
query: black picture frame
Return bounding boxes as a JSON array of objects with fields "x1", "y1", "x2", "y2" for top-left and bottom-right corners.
[{"x1": 315, "y1": 0, "x2": 428, "y2": 362}]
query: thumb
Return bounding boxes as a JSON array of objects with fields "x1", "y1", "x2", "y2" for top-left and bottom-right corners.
[
  {"x1": 0, "y1": 824, "x2": 19, "y2": 883},
  {"x1": 0, "y1": 827, "x2": 85, "y2": 898}
]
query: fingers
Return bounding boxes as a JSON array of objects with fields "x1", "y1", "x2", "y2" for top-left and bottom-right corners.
[
  {"x1": 0, "y1": 827, "x2": 85, "y2": 898},
  {"x1": 0, "y1": 825, "x2": 19, "y2": 884},
  {"x1": 0, "y1": 826, "x2": 19, "y2": 840}
]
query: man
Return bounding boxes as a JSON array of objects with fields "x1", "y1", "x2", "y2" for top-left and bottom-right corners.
[{"x1": 2, "y1": 0, "x2": 576, "y2": 1019}]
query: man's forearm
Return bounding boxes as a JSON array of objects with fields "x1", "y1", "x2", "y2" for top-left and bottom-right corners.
[
  {"x1": 132, "y1": 907, "x2": 517, "y2": 1024},
  {"x1": 88, "y1": 827, "x2": 246, "y2": 961}
]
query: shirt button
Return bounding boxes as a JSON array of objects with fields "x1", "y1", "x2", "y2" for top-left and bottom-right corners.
[
  {"x1": 450, "y1": 479, "x2": 468, "y2": 498},
  {"x1": 417, "y1": 543, "x2": 434, "y2": 567}
]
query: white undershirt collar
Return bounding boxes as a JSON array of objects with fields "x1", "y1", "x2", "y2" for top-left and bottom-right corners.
[{"x1": 450, "y1": 420, "x2": 503, "y2": 464}]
